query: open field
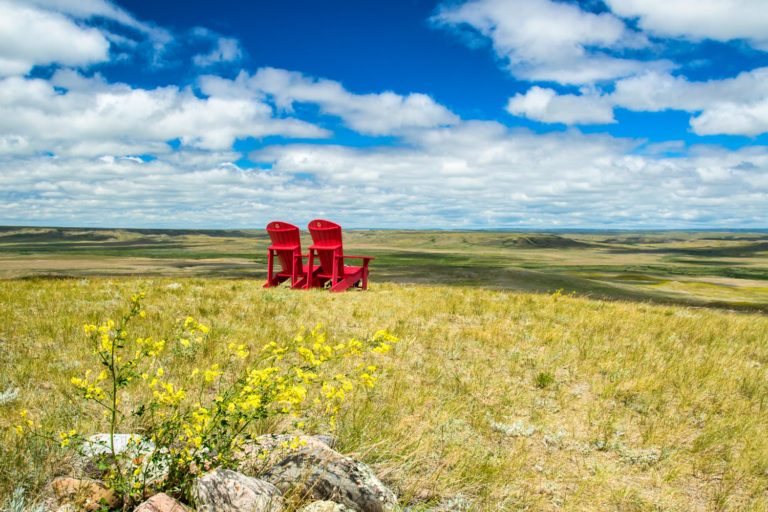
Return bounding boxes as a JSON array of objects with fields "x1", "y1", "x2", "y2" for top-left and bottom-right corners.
[
  {"x1": 1, "y1": 278, "x2": 768, "y2": 511},
  {"x1": 1, "y1": 226, "x2": 768, "y2": 312}
]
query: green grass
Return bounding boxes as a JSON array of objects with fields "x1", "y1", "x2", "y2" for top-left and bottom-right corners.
[{"x1": 2, "y1": 278, "x2": 768, "y2": 511}]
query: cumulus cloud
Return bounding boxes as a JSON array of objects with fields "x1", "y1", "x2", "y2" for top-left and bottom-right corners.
[
  {"x1": 691, "y1": 99, "x2": 768, "y2": 136},
  {"x1": 199, "y1": 68, "x2": 459, "y2": 136},
  {"x1": 506, "y1": 68, "x2": 768, "y2": 134},
  {"x1": 435, "y1": 0, "x2": 768, "y2": 135},
  {"x1": 0, "y1": 0, "x2": 110, "y2": 76},
  {"x1": 238, "y1": 122, "x2": 768, "y2": 228},
  {"x1": 2, "y1": 113, "x2": 766, "y2": 228},
  {"x1": 606, "y1": 0, "x2": 768, "y2": 49},
  {"x1": 0, "y1": 152, "x2": 277, "y2": 226},
  {"x1": 431, "y1": 0, "x2": 665, "y2": 84},
  {"x1": 506, "y1": 86, "x2": 615, "y2": 124},
  {"x1": 611, "y1": 68, "x2": 768, "y2": 112},
  {"x1": 1, "y1": 0, "x2": 765, "y2": 229},
  {"x1": 0, "y1": 70, "x2": 329, "y2": 156},
  {"x1": 0, "y1": 0, "x2": 177, "y2": 76}
]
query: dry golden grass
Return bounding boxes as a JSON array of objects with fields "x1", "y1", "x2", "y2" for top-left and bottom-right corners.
[{"x1": 1, "y1": 278, "x2": 767, "y2": 511}]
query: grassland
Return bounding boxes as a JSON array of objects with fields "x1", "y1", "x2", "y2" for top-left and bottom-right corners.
[
  {"x1": 1, "y1": 227, "x2": 767, "y2": 510},
  {"x1": 1, "y1": 226, "x2": 768, "y2": 311},
  {"x1": 2, "y1": 278, "x2": 768, "y2": 511}
]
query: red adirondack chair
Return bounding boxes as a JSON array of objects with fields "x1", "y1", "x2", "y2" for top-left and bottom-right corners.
[
  {"x1": 306, "y1": 219, "x2": 374, "y2": 292},
  {"x1": 263, "y1": 221, "x2": 322, "y2": 289}
]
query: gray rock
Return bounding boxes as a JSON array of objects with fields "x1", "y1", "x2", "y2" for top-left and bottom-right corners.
[
  {"x1": 192, "y1": 469, "x2": 283, "y2": 512},
  {"x1": 82, "y1": 433, "x2": 154, "y2": 459},
  {"x1": 81, "y1": 433, "x2": 168, "y2": 487},
  {"x1": 313, "y1": 435, "x2": 338, "y2": 448},
  {"x1": 298, "y1": 501, "x2": 356, "y2": 512},
  {"x1": 263, "y1": 447, "x2": 397, "y2": 512},
  {"x1": 236, "y1": 435, "x2": 336, "y2": 475}
]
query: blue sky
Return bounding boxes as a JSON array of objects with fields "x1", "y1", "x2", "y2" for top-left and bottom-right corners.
[{"x1": 1, "y1": 0, "x2": 767, "y2": 229}]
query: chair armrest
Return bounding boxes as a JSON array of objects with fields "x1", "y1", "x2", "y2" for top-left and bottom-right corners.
[
  {"x1": 309, "y1": 243, "x2": 342, "y2": 250},
  {"x1": 268, "y1": 243, "x2": 300, "y2": 251}
]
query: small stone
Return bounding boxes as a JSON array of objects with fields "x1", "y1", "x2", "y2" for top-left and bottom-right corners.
[
  {"x1": 298, "y1": 501, "x2": 356, "y2": 512},
  {"x1": 192, "y1": 469, "x2": 283, "y2": 512},
  {"x1": 263, "y1": 447, "x2": 397, "y2": 512},
  {"x1": 50, "y1": 477, "x2": 121, "y2": 511},
  {"x1": 134, "y1": 493, "x2": 191, "y2": 512}
]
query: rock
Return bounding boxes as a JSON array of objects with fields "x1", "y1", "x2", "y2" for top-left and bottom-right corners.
[
  {"x1": 263, "y1": 447, "x2": 397, "y2": 512},
  {"x1": 298, "y1": 501, "x2": 356, "y2": 512},
  {"x1": 49, "y1": 477, "x2": 121, "y2": 511},
  {"x1": 134, "y1": 493, "x2": 191, "y2": 512},
  {"x1": 81, "y1": 433, "x2": 169, "y2": 487},
  {"x1": 312, "y1": 435, "x2": 338, "y2": 448},
  {"x1": 191, "y1": 469, "x2": 283, "y2": 512},
  {"x1": 82, "y1": 433, "x2": 154, "y2": 459},
  {"x1": 255, "y1": 434, "x2": 335, "y2": 451},
  {"x1": 236, "y1": 435, "x2": 336, "y2": 474}
]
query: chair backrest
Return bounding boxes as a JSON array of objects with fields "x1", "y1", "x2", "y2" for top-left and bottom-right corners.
[
  {"x1": 308, "y1": 219, "x2": 344, "y2": 274},
  {"x1": 266, "y1": 221, "x2": 301, "y2": 272}
]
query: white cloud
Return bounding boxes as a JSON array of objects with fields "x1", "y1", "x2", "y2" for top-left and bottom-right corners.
[
  {"x1": 199, "y1": 68, "x2": 459, "y2": 136},
  {"x1": 506, "y1": 86, "x2": 615, "y2": 124},
  {"x1": 0, "y1": 71, "x2": 329, "y2": 156},
  {"x1": 25, "y1": 0, "x2": 168, "y2": 40},
  {"x1": 0, "y1": 0, "x2": 110, "y2": 76},
  {"x1": 611, "y1": 68, "x2": 768, "y2": 112},
  {"x1": 691, "y1": 98, "x2": 768, "y2": 136},
  {"x1": 0, "y1": 0, "x2": 175, "y2": 76},
  {"x1": 606, "y1": 0, "x2": 768, "y2": 49},
  {"x1": 1, "y1": 118, "x2": 766, "y2": 228},
  {"x1": 193, "y1": 37, "x2": 243, "y2": 67},
  {"x1": 239, "y1": 122, "x2": 768, "y2": 228},
  {"x1": 0, "y1": 0, "x2": 764, "y2": 228},
  {"x1": 507, "y1": 68, "x2": 768, "y2": 134},
  {"x1": 431, "y1": 0, "x2": 666, "y2": 85}
]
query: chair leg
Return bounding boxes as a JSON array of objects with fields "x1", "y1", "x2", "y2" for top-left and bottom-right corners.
[
  {"x1": 330, "y1": 269, "x2": 364, "y2": 292},
  {"x1": 331, "y1": 250, "x2": 339, "y2": 289},
  {"x1": 305, "y1": 251, "x2": 316, "y2": 289},
  {"x1": 263, "y1": 250, "x2": 275, "y2": 288},
  {"x1": 291, "y1": 276, "x2": 308, "y2": 289},
  {"x1": 330, "y1": 276, "x2": 355, "y2": 292}
]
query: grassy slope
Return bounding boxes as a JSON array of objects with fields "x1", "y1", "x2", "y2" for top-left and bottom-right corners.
[{"x1": 2, "y1": 278, "x2": 767, "y2": 511}]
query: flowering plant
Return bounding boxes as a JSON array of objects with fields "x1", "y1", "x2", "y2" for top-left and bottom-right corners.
[{"x1": 16, "y1": 292, "x2": 396, "y2": 508}]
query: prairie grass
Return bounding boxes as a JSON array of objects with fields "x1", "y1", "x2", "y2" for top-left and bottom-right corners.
[{"x1": 1, "y1": 278, "x2": 767, "y2": 511}]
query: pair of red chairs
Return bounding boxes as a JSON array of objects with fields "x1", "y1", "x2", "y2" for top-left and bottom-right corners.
[{"x1": 263, "y1": 219, "x2": 374, "y2": 292}]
